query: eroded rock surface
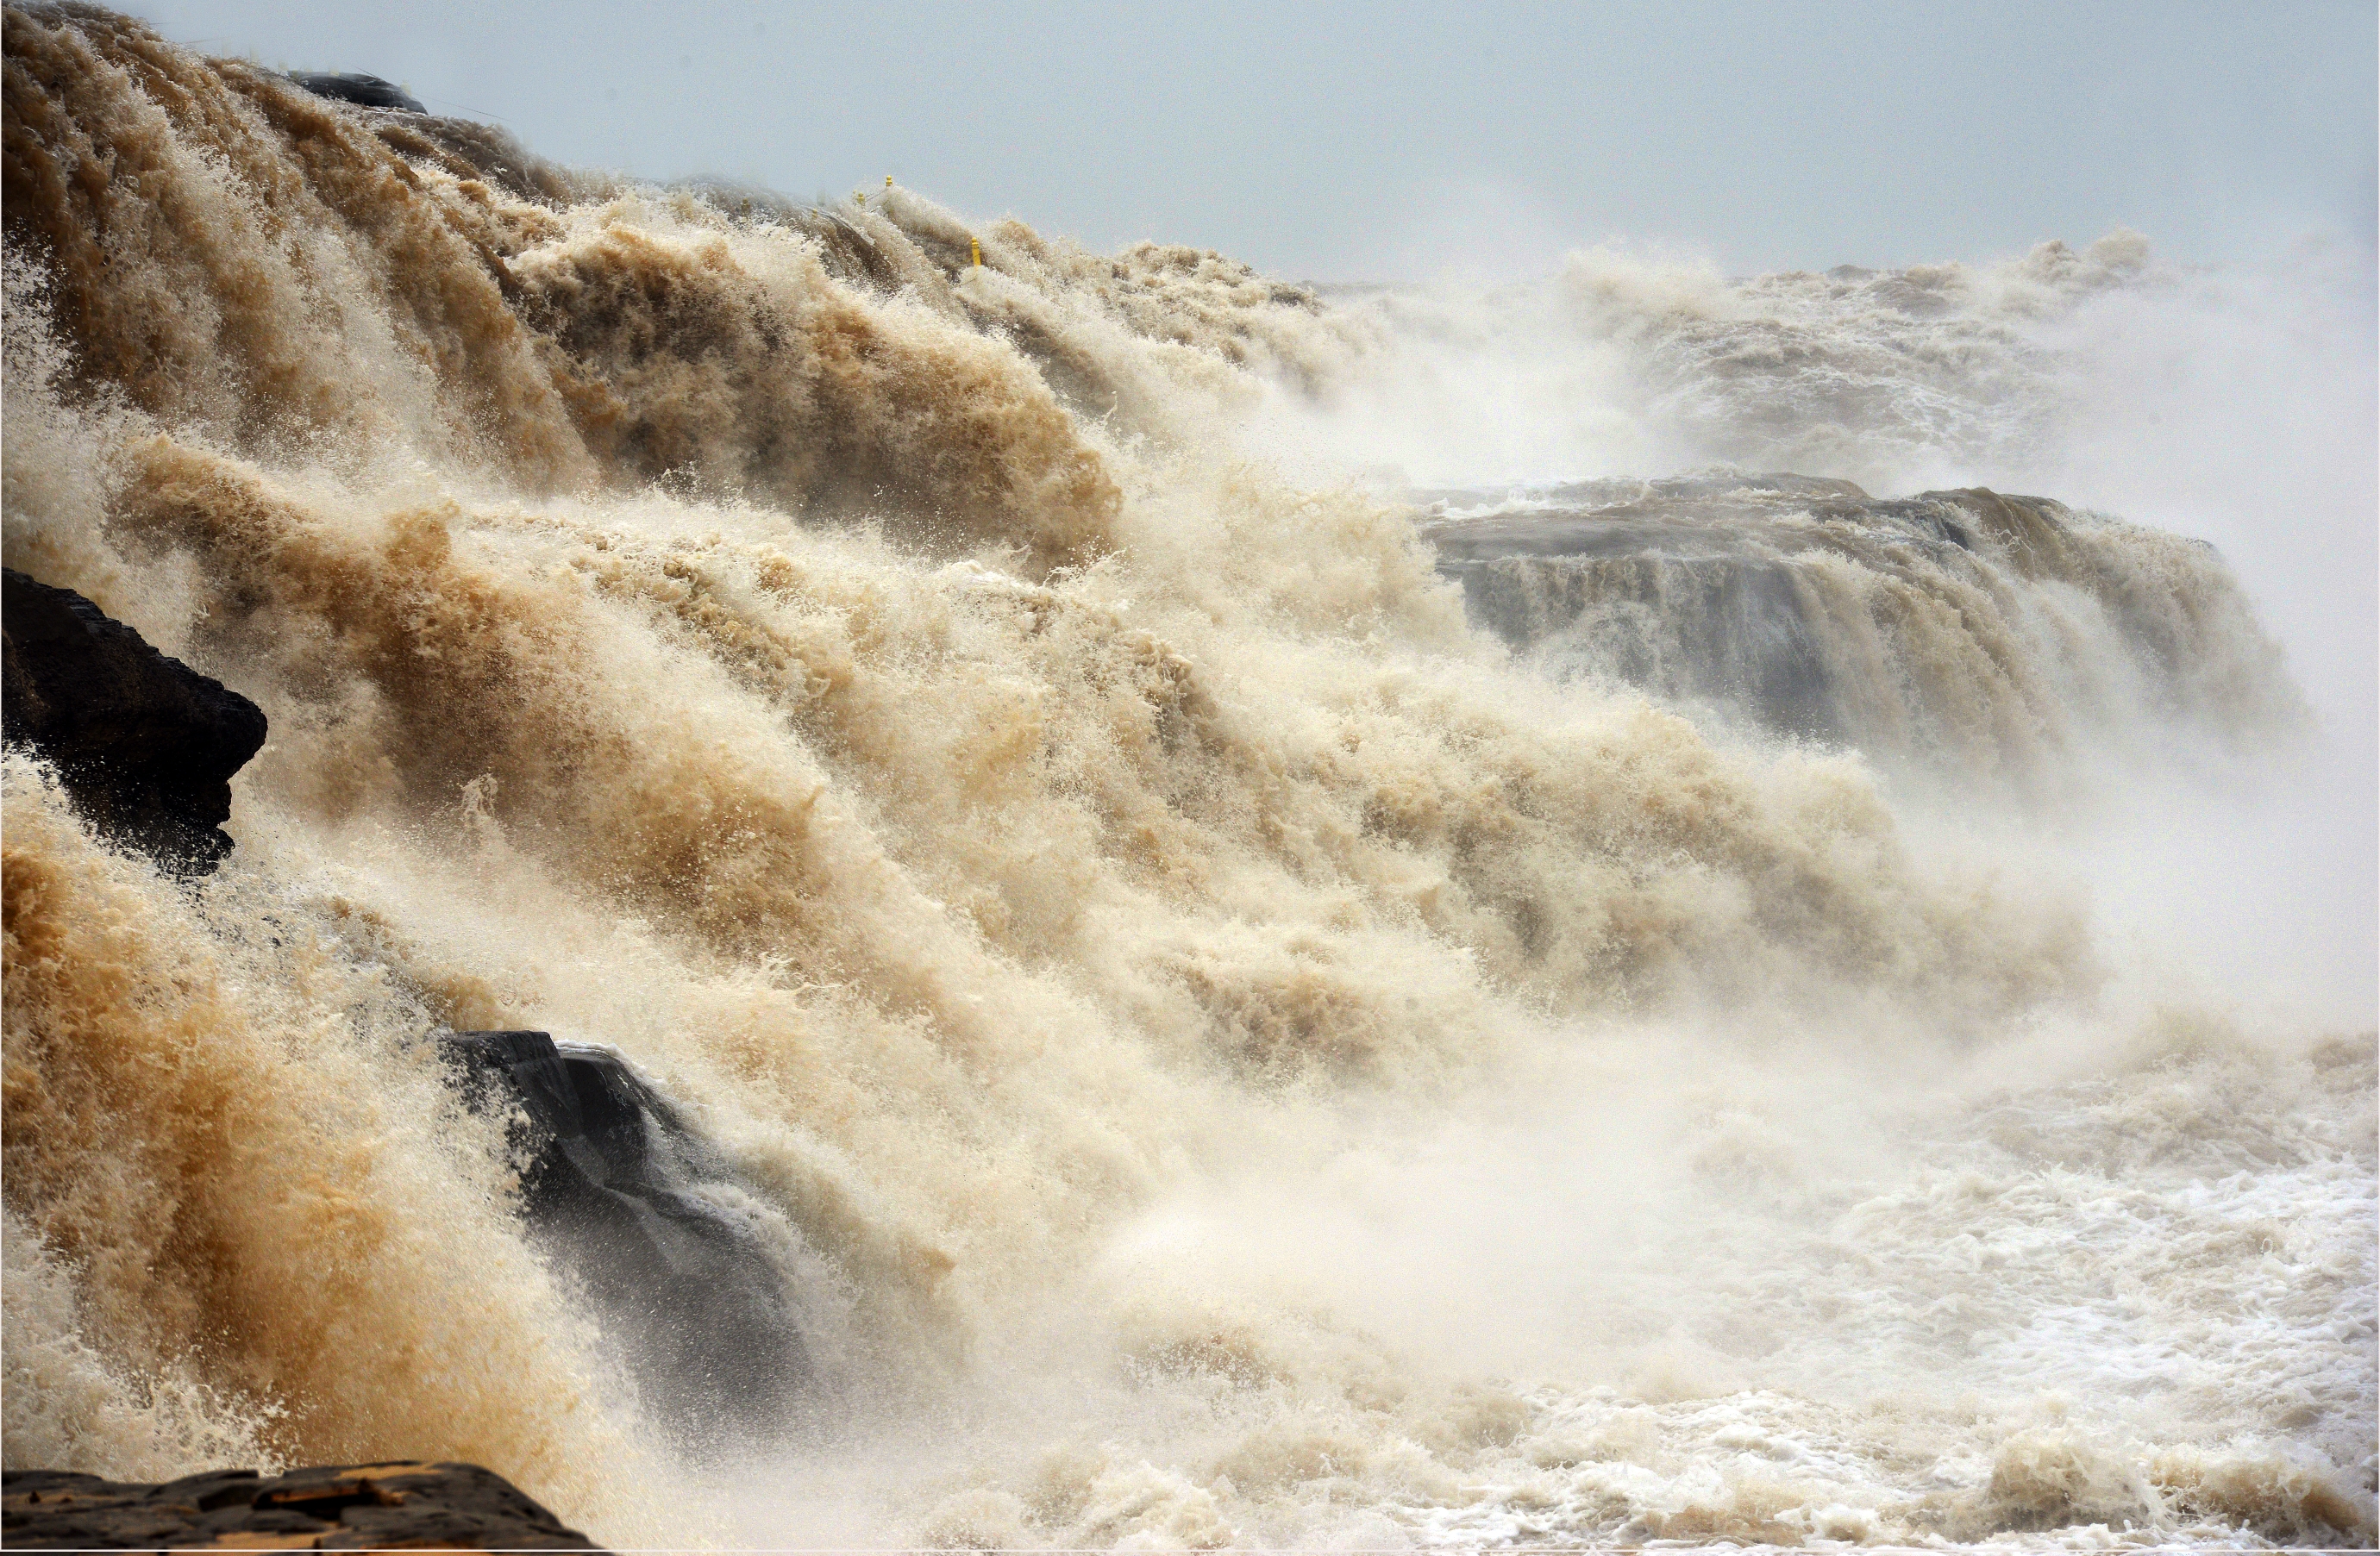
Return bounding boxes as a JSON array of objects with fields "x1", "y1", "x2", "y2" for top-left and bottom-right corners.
[{"x1": 1, "y1": 1461, "x2": 602, "y2": 1550}]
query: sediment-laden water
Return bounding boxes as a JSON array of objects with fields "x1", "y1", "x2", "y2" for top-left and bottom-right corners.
[{"x1": 3, "y1": 6, "x2": 2372, "y2": 1548}]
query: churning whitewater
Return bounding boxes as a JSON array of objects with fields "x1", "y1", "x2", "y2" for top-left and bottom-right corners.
[{"x1": 2, "y1": 5, "x2": 2372, "y2": 1549}]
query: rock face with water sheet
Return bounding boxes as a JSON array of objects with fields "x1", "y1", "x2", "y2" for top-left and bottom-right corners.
[
  {"x1": 1419, "y1": 476, "x2": 2297, "y2": 776},
  {"x1": 438, "y1": 1030, "x2": 810, "y2": 1426},
  {"x1": 2, "y1": 568, "x2": 267, "y2": 872},
  {"x1": 1, "y1": 1462, "x2": 603, "y2": 1550}
]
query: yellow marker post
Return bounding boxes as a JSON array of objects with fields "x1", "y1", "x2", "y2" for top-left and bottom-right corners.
[
  {"x1": 886, "y1": 175, "x2": 893, "y2": 189},
  {"x1": 971, "y1": 237, "x2": 982, "y2": 268},
  {"x1": 855, "y1": 190, "x2": 866, "y2": 209}
]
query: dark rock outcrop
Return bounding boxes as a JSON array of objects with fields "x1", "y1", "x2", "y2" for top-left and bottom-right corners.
[
  {"x1": 440, "y1": 1030, "x2": 810, "y2": 1428},
  {"x1": 287, "y1": 71, "x2": 427, "y2": 114},
  {"x1": 2, "y1": 568, "x2": 266, "y2": 872},
  {"x1": 2, "y1": 1461, "x2": 603, "y2": 1550}
]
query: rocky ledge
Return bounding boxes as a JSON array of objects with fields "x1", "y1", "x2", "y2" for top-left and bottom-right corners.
[
  {"x1": 2, "y1": 567, "x2": 266, "y2": 872},
  {"x1": 2, "y1": 1461, "x2": 603, "y2": 1551}
]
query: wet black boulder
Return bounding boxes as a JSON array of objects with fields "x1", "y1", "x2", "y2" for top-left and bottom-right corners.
[
  {"x1": 438, "y1": 1030, "x2": 810, "y2": 1428},
  {"x1": 2, "y1": 568, "x2": 266, "y2": 872},
  {"x1": 289, "y1": 71, "x2": 428, "y2": 113}
]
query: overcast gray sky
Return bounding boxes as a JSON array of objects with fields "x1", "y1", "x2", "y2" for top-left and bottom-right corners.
[{"x1": 132, "y1": 0, "x2": 2377, "y2": 283}]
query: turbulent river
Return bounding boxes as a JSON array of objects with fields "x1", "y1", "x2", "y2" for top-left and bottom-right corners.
[{"x1": 3, "y1": 6, "x2": 2374, "y2": 1548}]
